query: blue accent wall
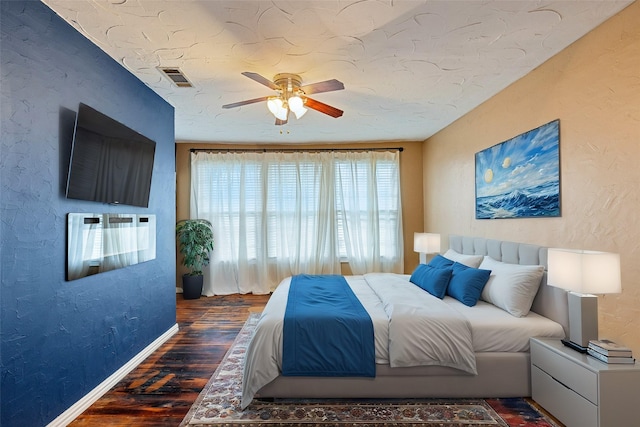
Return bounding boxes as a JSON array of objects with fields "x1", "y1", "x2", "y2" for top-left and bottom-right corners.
[{"x1": 1, "y1": 2, "x2": 176, "y2": 426}]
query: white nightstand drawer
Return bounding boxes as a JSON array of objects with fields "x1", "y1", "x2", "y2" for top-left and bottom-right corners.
[
  {"x1": 532, "y1": 365, "x2": 598, "y2": 427},
  {"x1": 531, "y1": 340, "x2": 598, "y2": 404},
  {"x1": 531, "y1": 338, "x2": 640, "y2": 427}
]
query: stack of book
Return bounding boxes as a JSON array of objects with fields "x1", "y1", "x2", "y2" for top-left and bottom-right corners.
[{"x1": 587, "y1": 339, "x2": 635, "y2": 364}]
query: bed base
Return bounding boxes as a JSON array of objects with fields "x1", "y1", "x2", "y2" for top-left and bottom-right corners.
[{"x1": 256, "y1": 352, "x2": 531, "y2": 399}]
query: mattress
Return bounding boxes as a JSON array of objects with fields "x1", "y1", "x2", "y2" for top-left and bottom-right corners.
[{"x1": 265, "y1": 274, "x2": 564, "y2": 358}]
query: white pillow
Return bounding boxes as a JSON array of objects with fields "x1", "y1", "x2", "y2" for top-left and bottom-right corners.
[
  {"x1": 443, "y1": 249, "x2": 483, "y2": 268},
  {"x1": 479, "y1": 256, "x2": 544, "y2": 317}
]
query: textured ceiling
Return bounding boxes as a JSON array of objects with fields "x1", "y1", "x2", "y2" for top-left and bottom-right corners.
[{"x1": 42, "y1": 0, "x2": 631, "y2": 144}]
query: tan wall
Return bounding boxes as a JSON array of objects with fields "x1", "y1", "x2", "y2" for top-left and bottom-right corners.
[
  {"x1": 423, "y1": 3, "x2": 640, "y2": 352},
  {"x1": 176, "y1": 140, "x2": 424, "y2": 282}
]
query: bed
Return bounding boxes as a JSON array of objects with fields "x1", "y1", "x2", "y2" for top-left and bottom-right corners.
[{"x1": 241, "y1": 235, "x2": 570, "y2": 409}]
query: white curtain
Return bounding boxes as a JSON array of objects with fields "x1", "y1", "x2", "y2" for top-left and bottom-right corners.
[
  {"x1": 190, "y1": 150, "x2": 403, "y2": 295},
  {"x1": 334, "y1": 151, "x2": 403, "y2": 274}
]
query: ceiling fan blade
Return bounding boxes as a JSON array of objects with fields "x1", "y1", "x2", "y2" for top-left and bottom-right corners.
[
  {"x1": 241, "y1": 72, "x2": 279, "y2": 90},
  {"x1": 299, "y1": 79, "x2": 344, "y2": 95},
  {"x1": 304, "y1": 97, "x2": 343, "y2": 118},
  {"x1": 222, "y1": 96, "x2": 270, "y2": 109}
]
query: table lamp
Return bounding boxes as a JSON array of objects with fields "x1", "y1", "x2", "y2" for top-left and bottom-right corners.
[
  {"x1": 547, "y1": 248, "x2": 621, "y2": 352},
  {"x1": 414, "y1": 233, "x2": 441, "y2": 264}
]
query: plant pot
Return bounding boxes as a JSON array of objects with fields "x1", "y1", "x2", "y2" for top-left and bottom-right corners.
[{"x1": 182, "y1": 274, "x2": 203, "y2": 299}]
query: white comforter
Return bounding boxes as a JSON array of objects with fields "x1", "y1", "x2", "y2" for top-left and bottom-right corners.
[{"x1": 241, "y1": 273, "x2": 476, "y2": 409}]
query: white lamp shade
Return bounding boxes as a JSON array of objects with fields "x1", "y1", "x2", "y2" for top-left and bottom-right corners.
[
  {"x1": 291, "y1": 107, "x2": 307, "y2": 119},
  {"x1": 547, "y1": 248, "x2": 621, "y2": 294},
  {"x1": 267, "y1": 98, "x2": 288, "y2": 121},
  {"x1": 414, "y1": 233, "x2": 440, "y2": 254},
  {"x1": 288, "y1": 96, "x2": 307, "y2": 119}
]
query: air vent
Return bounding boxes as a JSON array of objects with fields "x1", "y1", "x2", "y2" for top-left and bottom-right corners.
[{"x1": 158, "y1": 67, "x2": 193, "y2": 88}]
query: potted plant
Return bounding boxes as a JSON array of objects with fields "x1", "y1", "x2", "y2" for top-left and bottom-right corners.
[{"x1": 175, "y1": 219, "x2": 214, "y2": 299}]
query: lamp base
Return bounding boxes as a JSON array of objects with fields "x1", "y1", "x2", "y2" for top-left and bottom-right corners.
[
  {"x1": 561, "y1": 338, "x2": 588, "y2": 353},
  {"x1": 567, "y1": 291, "x2": 598, "y2": 348}
]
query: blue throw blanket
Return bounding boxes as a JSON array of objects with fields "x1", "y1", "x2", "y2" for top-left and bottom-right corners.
[{"x1": 282, "y1": 274, "x2": 375, "y2": 377}]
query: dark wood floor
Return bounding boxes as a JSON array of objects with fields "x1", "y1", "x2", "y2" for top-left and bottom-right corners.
[{"x1": 69, "y1": 293, "x2": 269, "y2": 426}]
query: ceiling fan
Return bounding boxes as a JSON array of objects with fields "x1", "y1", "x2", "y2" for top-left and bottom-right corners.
[{"x1": 222, "y1": 72, "x2": 344, "y2": 125}]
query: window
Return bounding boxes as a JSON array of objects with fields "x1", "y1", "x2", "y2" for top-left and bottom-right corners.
[
  {"x1": 190, "y1": 150, "x2": 403, "y2": 292},
  {"x1": 334, "y1": 155, "x2": 400, "y2": 261}
]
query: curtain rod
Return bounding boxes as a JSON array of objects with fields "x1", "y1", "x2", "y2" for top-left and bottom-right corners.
[{"x1": 190, "y1": 147, "x2": 403, "y2": 153}]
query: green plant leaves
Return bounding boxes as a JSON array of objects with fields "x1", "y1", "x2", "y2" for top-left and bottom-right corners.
[{"x1": 176, "y1": 219, "x2": 214, "y2": 276}]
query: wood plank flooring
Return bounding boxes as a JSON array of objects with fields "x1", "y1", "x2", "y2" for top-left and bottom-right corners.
[{"x1": 69, "y1": 294, "x2": 269, "y2": 426}]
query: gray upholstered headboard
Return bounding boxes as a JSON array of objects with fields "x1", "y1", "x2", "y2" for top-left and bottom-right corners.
[{"x1": 449, "y1": 235, "x2": 569, "y2": 335}]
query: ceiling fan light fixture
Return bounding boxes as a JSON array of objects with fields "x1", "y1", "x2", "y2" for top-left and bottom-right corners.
[
  {"x1": 267, "y1": 97, "x2": 288, "y2": 121},
  {"x1": 288, "y1": 95, "x2": 307, "y2": 119}
]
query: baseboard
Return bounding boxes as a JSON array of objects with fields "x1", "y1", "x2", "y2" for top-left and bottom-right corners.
[{"x1": 47, "y1": 323, "x2": 179, "y2": 427}]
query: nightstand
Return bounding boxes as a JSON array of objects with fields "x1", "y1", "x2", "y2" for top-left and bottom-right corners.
[{"x1": 530, "y1": 338, "x2": 640, "y2": 427}]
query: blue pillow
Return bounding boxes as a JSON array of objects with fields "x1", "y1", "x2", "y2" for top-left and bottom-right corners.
[
  {"x1": 410, "y1": 264, "x2": 453, "y2": 299},
  {"x1": 428, "y1": 254, "x2": 455, "y2": 269},
  {"x1": 410, "y1": 264, "x2": 430, "y2": 288},
  {"x1": 446, "y1": 262, "x2": 491, "y2": 307}
]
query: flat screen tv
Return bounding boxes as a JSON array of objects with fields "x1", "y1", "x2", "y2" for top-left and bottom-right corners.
[{"x1": 66, "y1": 103, "x2": 156, "y2": 207}]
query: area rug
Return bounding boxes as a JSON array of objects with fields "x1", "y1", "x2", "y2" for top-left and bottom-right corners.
[{"x1": 181, "y1": 313, "x2": 561, "y2": 427}]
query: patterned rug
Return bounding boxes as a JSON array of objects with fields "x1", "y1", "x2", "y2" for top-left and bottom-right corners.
[{"x1": 181, "y1": 313, "x2": 561, "y2": 427}]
